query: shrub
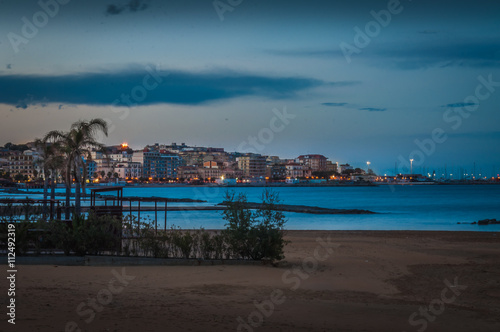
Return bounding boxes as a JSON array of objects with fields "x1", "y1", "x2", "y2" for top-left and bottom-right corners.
[
  {"x1": 222, "y1": 189, "x2": 288, "y2": 262},
  {"x1": 135, "y1": 220, "x2": 169, "y2": 258},
  {"x1": 45, "y1": 220, "x2": 74, "y2": 255},
  {"x1": 199, "y1": 229, "x2": 214, "y2": 260},
  {"x1": 171, "y1": 226, "x2": 195, "y2": 259},
  {"x1": 45, "y1": 213, "x2": 122, "y2": 256},
  {"x1": 0, "y1": 221, "x2": 45, "y2": 255}
]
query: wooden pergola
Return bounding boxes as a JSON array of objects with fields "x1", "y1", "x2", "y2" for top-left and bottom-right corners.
[
  {"x1": 90, "y1": 187, "x2": 168, "y2": 233},
  {"x1": 90, "y1": 186, "x2": 124, "y2": 220}
]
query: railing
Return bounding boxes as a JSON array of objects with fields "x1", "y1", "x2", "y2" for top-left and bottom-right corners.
[{"x1": 0, "y1": 199, "x2": 62, "y2": 222}]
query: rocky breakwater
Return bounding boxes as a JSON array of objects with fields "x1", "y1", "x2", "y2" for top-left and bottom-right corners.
[
  {"x1": 477, "y1": 218, "x2": 500, "y2": 225},
  {"x1": 458, "y1": 218, "x2": 500, "y2": 225},
  {"x1": 217, "y1": 202, "x2": 375, "y2": 214}
]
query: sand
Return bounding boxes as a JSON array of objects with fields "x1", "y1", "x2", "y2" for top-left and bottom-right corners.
[{"x1": 3, "y1": 230, "x2": 500, "y2": 332}]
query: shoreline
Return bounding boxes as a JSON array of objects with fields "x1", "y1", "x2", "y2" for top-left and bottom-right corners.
[{"x1": 3, "y1": 181, "x2": 499, "y2": 195}]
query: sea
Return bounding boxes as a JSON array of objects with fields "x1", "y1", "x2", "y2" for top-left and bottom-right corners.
[{"x1": 2, "y1": 184, "x2": 500, "y2": 232}]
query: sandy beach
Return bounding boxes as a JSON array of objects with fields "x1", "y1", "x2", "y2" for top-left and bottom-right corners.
[{"x1": 4, "y1": 230, "x2": 500, "y2": 332}]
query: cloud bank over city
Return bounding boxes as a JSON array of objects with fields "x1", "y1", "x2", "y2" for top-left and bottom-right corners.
[
  {"x1": 1, "y1": 0, "x2": 499, "y2": 174},
  {"x1": 0, "y1": 69, "x2": 330, "y2": 108}
]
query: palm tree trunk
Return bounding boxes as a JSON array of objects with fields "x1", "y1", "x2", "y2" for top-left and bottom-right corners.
[
  {"x1": 65, "y1": 164, "x2": 71, "y2": 220},
  {"x1": 75, "y1": 181, "x2": 81, "y2": 215},
  {"x1": 43, "y1": 168, "x2": 49, "y2": 219},
  {"x1": 50, "y1": 170, "x2": 56, "y2": 200},
  {"x1": 65, "y1": 184, "x2": 71, "y2": 220},
  {"x1": 50, "y1": 171, "x2": 56, "y2": 219},
  {"x1": 75, "y1": 169, "x2": 81, "y2": 216},
  {"x1": 81, "y1": 164, "x2": 88, "y2": 201}
]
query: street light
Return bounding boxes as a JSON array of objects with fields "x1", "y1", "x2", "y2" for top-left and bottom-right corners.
[{"x1": 410, "y1": 159, "x2": 414, "y2": 175}]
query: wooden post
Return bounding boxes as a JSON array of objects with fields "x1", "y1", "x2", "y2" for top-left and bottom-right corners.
[
  {"x1": 129, "y1": 198, "x2": 132, "y2": 220},
  {"x1": 154, "y1": 200, "x2": 158, "y2": 235},
  {"x1": 164, "y1": 200, "x2": 167, "y2": 231},
  {"x1": 49, "y1": 200, "x2": 54, "y2": 220},
  {"x1": 56, "y1": 201, "x2": 61, "y2": 220},
  {"x1": 137, "y1": 200, "x2": 141, "y2": 235}
]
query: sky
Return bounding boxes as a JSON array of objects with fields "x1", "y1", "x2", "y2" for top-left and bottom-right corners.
[{"x1": 0, "y1": 0, "x2": 499, "y2": 176}]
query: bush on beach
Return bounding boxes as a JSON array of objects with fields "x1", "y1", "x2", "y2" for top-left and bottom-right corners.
[
  {"x1": 222, "y1": 189, "x2": 288, "y2": 262},
  {"x1": 45, "y1": 213, "x2": 122, "y2": 256}
]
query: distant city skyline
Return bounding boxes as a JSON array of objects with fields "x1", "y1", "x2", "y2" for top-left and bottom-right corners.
[
  {"x1": 2, "y1": 138, "x2": 499, "y2": 179},
  {"x1": 1, "y1": 0, "x2": 499, "y2": 176}
]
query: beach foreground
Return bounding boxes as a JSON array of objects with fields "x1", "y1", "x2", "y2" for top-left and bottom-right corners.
[{"x1": 5, "y1": 230, "x2": 500, "y2": 332}]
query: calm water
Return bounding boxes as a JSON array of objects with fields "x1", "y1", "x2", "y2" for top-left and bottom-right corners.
[{"x1": 3, "y1": 184, "x2": 500, "y2": 231}]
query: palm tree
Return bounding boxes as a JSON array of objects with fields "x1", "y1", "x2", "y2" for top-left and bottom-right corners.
[
  {"x1": 33, "y1": 139, "x2": 65, "y2": 219},
  {"x1": 44, "y1": 119, "x2": 108, "y2": 218},
  {"x1": 34, "y1": 139, "x2": 56, "y2": 218}
]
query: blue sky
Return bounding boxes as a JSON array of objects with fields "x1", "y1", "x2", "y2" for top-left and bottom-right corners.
[{"x1": 0, "y1": 0, "x2": 499, "y2": 176}]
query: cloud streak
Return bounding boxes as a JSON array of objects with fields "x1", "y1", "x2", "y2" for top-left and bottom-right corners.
[
  {"x1": 321, "y1": 102, "x2": 387, "y2": 112},
  {"x1": 0, "y1": 68, "x2": 331, "y2": 108},
  {"x1": 268, "y1": 39, "x2": 500, "y2": 69},
  {"x1": 106, "y1": 0, "x2": 148, "y2": 15},
  {"x1": 359, "y1": 107, "x2": 387, "y2": 112},
  {"x1": 442, "y1": 102, "x2": 478, "y2": 108},
  {"x1": 321, "y1": 102, "x2": 348, "y2": 107}
]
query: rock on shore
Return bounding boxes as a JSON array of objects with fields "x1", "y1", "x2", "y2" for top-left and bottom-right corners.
[{"x1": 478, "y1": 218, "x2": 500, "y2": 225}]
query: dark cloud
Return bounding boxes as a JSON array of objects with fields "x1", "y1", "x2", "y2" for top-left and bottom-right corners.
[
  {"x1": 106, "y1": 0, "x2": 148, "y2": 15},
  {"x1": 128, "y1": 0, "x2": 148, "y2": 12},
  {"x1": 106, "y1": 4, "x2": 124, "y2": 15},
  {"x1": 0, "y1": 68, "x2": 330, "y2": 108},
  {"x1": 442, "y1": 102, "x2": 478, "y2": 108},
  {"x1": 321, "y1": 102, "x2": 387, "y2": 112},
  {"x1": 418, "y1": 30, "x2": 439, "y2": 34},
  {"x1": 359, "y1": 107, "x2": 386, "y2": 112},
  {"x1": 268, "y1": 39, "x2": 500, "y2": 69},
  {"x1": 15, "y1": 95, "x2": 34, "y2": 109},
  {"x1": 322, "y1": 102, "x2": 348, "y2": 107},
  {"x1": 371, "y1": 39, "x2": 500, "y2": 69}
]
